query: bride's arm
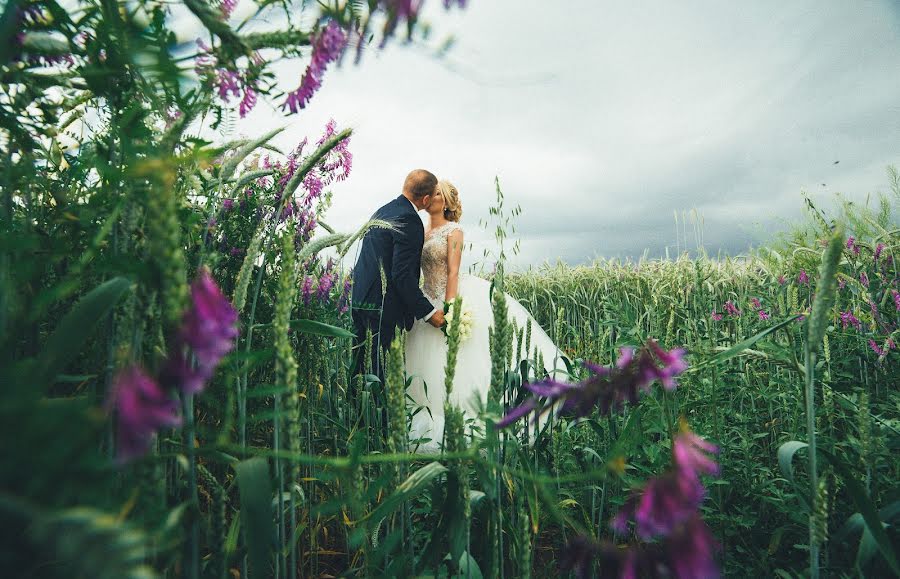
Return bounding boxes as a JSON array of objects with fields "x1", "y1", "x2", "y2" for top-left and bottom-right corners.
[{"x1": 444, "y1": 229, "x2": 464, "y2": 302}]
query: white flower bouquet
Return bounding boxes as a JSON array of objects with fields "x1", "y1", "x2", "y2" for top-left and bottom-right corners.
[{"x1": 442, "y1": 297, "x2": 474, "y2": 344}]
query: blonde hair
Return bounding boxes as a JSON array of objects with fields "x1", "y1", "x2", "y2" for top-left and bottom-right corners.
[{"x1": 438, "y1": 180, "x2": 462, "y2": 222}]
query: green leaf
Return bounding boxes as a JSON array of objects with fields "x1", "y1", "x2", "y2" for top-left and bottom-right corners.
[
  {"x1": 235, "y1": 457, "x2": 274, "y2": 579},
  {"x1": 819, "y1": 448, "x2": 900, "y2": 576},
  {"x1": 30, "y1": 277, "x2": 132, "y2": 392},
  {"x1": 777, "y1": 441, "x2": 808, "y2": 483},
  {"x1": 692, "y1": 314, "x2": 801, "y2": 371},
  {"x1": 362, "y1": 462, "x2": 447, "y2": 524},
  {"x1": 290, "y1": 319, "x2": 355, "y2": 339},
  {"x1": 459, "y1": 551, "x2": 484, "y2": 579}
]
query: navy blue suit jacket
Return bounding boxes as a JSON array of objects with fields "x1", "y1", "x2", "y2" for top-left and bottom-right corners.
[{"x1": 351, "y1": 195, "x2": 434, "y2": 334}]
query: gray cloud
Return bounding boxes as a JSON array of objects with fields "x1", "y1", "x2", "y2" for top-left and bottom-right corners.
[{"x1": 228, "y1": 0, "x2": 900, "y2": 269}]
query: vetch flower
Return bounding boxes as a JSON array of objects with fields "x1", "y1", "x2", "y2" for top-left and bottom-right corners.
[
  {"x1": 666, "y1": 515, "x2": 721, "y2": 579},
  {"x1": 840, "y1": 310, "x2": 861, "y2": 331},
  {"x1": 673, "y1": 426, "x2": 720, "y2": 479},
  {"x1": 239, "y1": 85, "x2": 257, "y2": 118},
  {"x1": 317, "y1": 271, "x2": 335, "y2": 301},
  {"x1": 860, "y1": 271, "x2": 869, "y2": 287},
  {"x1": 875, "y1": 243, "x2": 885, "y2": 261},
  {"x1": 317, "y1": 119, "x2": 353, "y2": 183},
  {"x1": 648, "y1": 341, "x2": 688, "y2": 390},
  {"x1": 498, "y1": 340, "x2": 687, "y2": 427},
  {"x1": 220, "y1": 0, "x2": 237, "y2": 19},
  {"x1": 778, "y1": 275, "x2": 786, "y2": 285},
  {"x1": 167, "y1": 269, "x2": 239, "y2": 394},
  {"x1": 868, "y1": 339, "x2": 886, "y2": 357},
  {"x1": 337, "y1": 277, "x2": 352, "y2": 314},
  {"x1": 893, "y1": 289, "x2": 900, "y2": 312},
  {"x1": 758, "y1": 310, "x2": 770, "y2": 321},
  {"x1": 723, "y1": 301, "x2": 741, "y2": 317},
  {"x1": 301, "y1": 275, "x2": 315, "y2": 305},
  {"x1": 847, "y1": 236, "x2": 860, "y2": 255},
  {"x1": 109, "y1": 366, "x2": 182, "y2": 462},
  {"x1": 798, "y1": 270, "x2": 809, "y2": 285},
  {"x1": 710, "y1": 310, "x2": 723, "y2": 322},
  {"x1": 283, "y1": 21, "x2": 347, "y2": 113},
  {"x1": 750, "y1": 297, "x2": 762, "y2": 310}
]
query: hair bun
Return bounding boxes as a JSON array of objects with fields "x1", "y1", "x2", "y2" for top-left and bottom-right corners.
[{"x1": 439, "y1": 180, "x2": 462, "y2": 222}]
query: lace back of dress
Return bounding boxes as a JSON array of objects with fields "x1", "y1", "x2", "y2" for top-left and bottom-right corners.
[{"x1": 421, "y1": 223, "x2": 463, "y2": 306}]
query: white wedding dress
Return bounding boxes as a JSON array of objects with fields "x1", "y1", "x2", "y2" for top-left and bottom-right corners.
[{"x1": 404, "y1": 222, "x2": 568, "y2": 452}]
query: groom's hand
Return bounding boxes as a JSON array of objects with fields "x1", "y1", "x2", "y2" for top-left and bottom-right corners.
[{"x1": 427, "y1": 310, "x2": 446, "y2": 328}]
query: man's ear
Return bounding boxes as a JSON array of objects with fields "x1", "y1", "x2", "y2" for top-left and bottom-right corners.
[{"x1": 420, "y1": 194, "x2": 432, "y2": 209}]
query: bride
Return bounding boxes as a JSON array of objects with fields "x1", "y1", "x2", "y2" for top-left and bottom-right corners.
[{"x1": 404, "y1": 179, "x2": 568, "y2": 452}]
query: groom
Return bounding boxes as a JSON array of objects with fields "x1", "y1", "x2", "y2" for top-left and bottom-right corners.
[{"x1": 351, "y1": 169, "x2": 446, "y2": 380}]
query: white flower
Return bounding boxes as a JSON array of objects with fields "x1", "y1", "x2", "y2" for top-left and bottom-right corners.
[{"x1": 445, "y1": 299, "x2": 475, "y2": 344}]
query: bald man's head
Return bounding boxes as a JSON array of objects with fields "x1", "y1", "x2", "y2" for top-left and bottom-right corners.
[{"x1": 403, "y1": 169, "x2": 438, "y2": 201}]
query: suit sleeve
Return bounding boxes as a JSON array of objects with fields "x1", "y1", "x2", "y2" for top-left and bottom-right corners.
[{"x1": 391, "y1": 213, "x2": 436, "y2": 320}]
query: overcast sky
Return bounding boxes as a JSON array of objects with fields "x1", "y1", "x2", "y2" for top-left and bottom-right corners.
[{"x1": 223, "y1": 0, "x2": 900, "y2": 269}]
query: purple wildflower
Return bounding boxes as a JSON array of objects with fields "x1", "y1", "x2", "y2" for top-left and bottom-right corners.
[
  {"x1": 222, "y1": 198, "x2": 234, "y2": 211},
  {"x1": 239, "y1": 85, "x2": 257, "y2": 118},
  {"x1": 317, "y1": 271, "x2": 335, "y2": 301},
  {"x1": 648, "y1": 341, "x2": 688, "y2": 390},
  {"x1": 195, "y1": 40, "x2": 260, "y2": 117},
  {"x1": 798, "y1": 270, "x2": 809, "y2": 285},
  {"x1": 838, "y1": 277, "x2": 846, "y2": 290},
  {"x1": 317, "y1": 119, "x2": 354, "y2": 183},
  {"x1": 567, "y1": 425, "x2": 720, "y2": 578},
  {"x1": 220, "y1": 0, "x2": 237, "y2": 19},
  {"x1": 337, "y1": 276, "x2": 352, "y2": 314},
  {"x1": 723, "y1": 301, "x2": 741, "y2": 317},
  {"x1": 216, "y1": 68, "x2": 242, "y2": 101},
  {"x1": 303, "y1": 172, "x2": 324, "y2": 201},
  {"x1": 613, "y1": 472, "x2": 703, "y2": 539},
  {"x1": 893, "y1": 290, "x2": 900, "y2": 312},
  {"x1": 301, "y1": 276, "x2": 315, "y2": 305},
  {"x1": 710, "y1": 310, "x2": 723, "y2": 322},
  {"x1": 167, "y1": 269, "x2": 239, "y2": 394},
  {"x1": 875, "y1": 243, "x2": 885, "y2": 261},
  {"x1": 667, "y1": 515, "x2": 721, "y2": 579},
  {"x1": 758, "y1": 310, "x2": 770, "y2": 321},
  {"x1": 109, "y1": 366, "x2": 182, "y2": 462},
  {"x1": 673, "y1": 428, "x2": 720, "y2": 479},
  {"x1": 283, "y1": 21, "x2": 347, "y2": 113},
  {"x1": 847, "y1": 236, "x2": 860, "y2": 255},
  {"x1": 499, "y1": 340, "x2": 687, "y2": 427},
  {"x1": 379, "y1": 0, "x2": 424, "y2": 43},
  {"x1": 613, "y1": 426, "x2": 719, "y2": 543},
  {"x1": 840, "y1": 311, "x2": 861, "y2": 331},
  {"x1": 750, "y1": 297, "x2": 762, "y2": 310},
  {"x1": 778, "y1": 275, "x2": 786, "y2": 286},
  {"x1": 869, "y1": 339, "x2": 886, "y2": 357},
  {"x1": 615, "y1": 428, "x2": 719, "y2": 540},
  {"x1": 860, "y1": 271, "x2": 869, "y2": 287}
]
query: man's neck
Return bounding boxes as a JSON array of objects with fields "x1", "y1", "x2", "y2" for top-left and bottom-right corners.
[{"x1": 402, "y1": 192, "x2": 421, "y2": 211}]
